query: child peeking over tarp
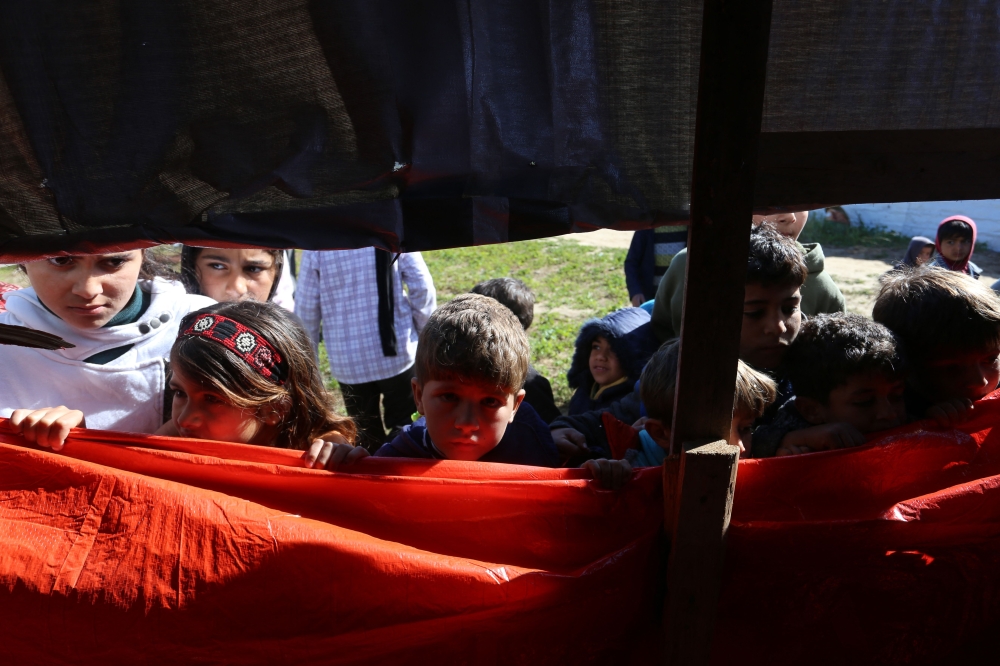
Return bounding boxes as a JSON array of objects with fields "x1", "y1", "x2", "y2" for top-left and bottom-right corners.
[
  {"x1": 928, "y1": 215, "x2": 982, "y2": 279},
  {"x1": 10, "y1": 301, "x2": 365, "y2": 469}
]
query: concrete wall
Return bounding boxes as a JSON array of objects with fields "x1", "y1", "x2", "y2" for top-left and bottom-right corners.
[{"x1": 838, "y1": 201, "x2": 1000, "y2": 249}]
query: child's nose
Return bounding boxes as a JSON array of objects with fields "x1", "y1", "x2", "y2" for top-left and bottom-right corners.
[
  {"x1": 454, "y1": 402, "x2": 479, "y2": 430},
  {"x1": 175, "y1": 404, "x2": 201, "y2": 429},
  {"x1": 227, "y1": 276, "x2": 249, "y2": 299},
  {"x1": 72, "y1": 275, "x2": 102, "y2": 300}
]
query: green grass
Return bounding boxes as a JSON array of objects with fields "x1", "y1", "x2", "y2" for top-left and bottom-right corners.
[
  {"x1": 799, "y1": 211, "x2": 912, "y2": 250},
  {"x1": 422, "y1": 239, "x2": 629, "y2": 408}
]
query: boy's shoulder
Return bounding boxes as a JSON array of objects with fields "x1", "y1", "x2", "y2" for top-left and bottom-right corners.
[
  {"x1": 374, "y1": 420, "x2": 435, "y2": 459},
  {"x1": 480, "y1": 402, "x2": 560, "y2": 467}
]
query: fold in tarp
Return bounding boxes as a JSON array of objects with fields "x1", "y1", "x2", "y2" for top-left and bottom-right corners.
[{"x1": 5, "y1": 393, "x2": 1000, "y2": 664}]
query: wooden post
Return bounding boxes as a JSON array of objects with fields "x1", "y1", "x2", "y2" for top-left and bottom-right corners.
[{"x1": 664, "y1": 0, "x2": 773, "y2": 663}]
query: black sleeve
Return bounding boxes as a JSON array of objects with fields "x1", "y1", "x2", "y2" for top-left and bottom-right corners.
[
  {"x1": 522, "y1": 372, "x2": 562, "y2": 424},
  {"x1": 550, "y1": 388, "x2": 643, "y2": 459}
]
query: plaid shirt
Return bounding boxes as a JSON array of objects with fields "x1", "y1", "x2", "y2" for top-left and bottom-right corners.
[{"x1": 295, "y1": 249, "x2": 436, "y2": 384}]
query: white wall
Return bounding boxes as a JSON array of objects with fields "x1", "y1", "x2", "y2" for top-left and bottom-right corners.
[{"x1": 839, "y1": 201, "x2": 1000, "y2": 249}]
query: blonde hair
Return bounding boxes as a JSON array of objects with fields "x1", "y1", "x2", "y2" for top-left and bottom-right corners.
[
  {"x1": 415, "y1": 293, "x2": 530, "y2": 393},
  {"x1": 172, "y1": 301, "x2": 355, "y2": 449},
  {"x1": 641, "y1": 340, "x2": 777, "y2": 422}
]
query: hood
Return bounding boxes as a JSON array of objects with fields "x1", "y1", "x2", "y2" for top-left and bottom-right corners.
[
  {"x1": 180, "y1": 246, "x2": 284, "y2": 301},
  {"x1": 797, "y1": 242, "x2": 825, "y2": 275},
  {"x1": 902, "y1": 236, "x2": 935, "y2": 267},
  {"x1": 1, "y1": 279, "x2": 212, "y2": 361},
  {"x1": 567, "y1": 307, "x2": 660, "y2": 390},
  {"x1": 935, "y1": 215, "x2": 977, "y2": 273}
]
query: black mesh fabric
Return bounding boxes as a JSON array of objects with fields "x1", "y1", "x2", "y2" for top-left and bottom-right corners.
[{"x1": 0, "y1": 1, "x2": 997, "y2": 259}]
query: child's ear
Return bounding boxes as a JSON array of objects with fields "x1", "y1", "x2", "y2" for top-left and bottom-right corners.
[
  {"x1": 508, "y1": 389, "x2": 526, "y2": 422},
  {"x1": 644, "y1": 418, "x2": 672, "y2": 450},
  {"x1": 794, "y1": 396, "x2": 829, "y2": 425},
  {"x1": 411, "y1": 378, "x2": 425, "y2": 415},
  {"x1": 260, "y1": 397, "x2": 291, "y2": 426}
]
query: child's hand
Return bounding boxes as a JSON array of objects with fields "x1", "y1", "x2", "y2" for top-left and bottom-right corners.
[
  {"x1": 583, "y1": 458, "x2": 633, "y2": 490},
  {"x1": 631, "y1": 417, "x2": 649, "y2": 431},
  {"x1": 9, "y1": 406, "x2": 85, "y2": 451},
  {"x1": 551, "y1": 427, "x2": 590, "y2": 466},
  {"x1": 927, "y1": 398, "x2": 974, "y2": 428},
  {"x1": 776, "y1": 423, "x2": 865, "y2": 457},
  {"x1": 303, "y1": 436, "x2": 369, "y2": 469}
]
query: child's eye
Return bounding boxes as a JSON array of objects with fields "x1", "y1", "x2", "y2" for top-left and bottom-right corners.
[
  {"x1": 203, "y1": 393, "x2": 223, "y2": 405},
  {"x1": 207, "y1": 262, "x2": 227, "y2": 271},
  {"x1": 47, "y1": 257, "x2": 74, "y2": 267},
  {"x1": 851, "y1": 399, "x2": 876, "y2": 409},
  {"x1": 743, "y1": 310, "x2": 764, "y2": 319},
  {"x1": 101, "y1": 258, "x2": 128, "y2": 270},
  {"x1": 781, "y1": 305, "x2": 799, "y2": 316},
  {"x1": 171, "y1": 389, "x2": 186, "y2": 400},
  {"x1": 245, "y1": 266, "x2": 265, "y2": 275},
  {"x1": 481, "y1": 397, "x2": 503, "y2": 409},
  {"x1": 438, "y1": 392, "x2": 459, "y2": 403}
]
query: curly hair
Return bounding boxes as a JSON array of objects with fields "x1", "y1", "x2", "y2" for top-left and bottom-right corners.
[
  {"x1": 782, "y1": 313, "x2": 903, "y2": 402},
  {"x1": 747, "y1": 222, "x2": 808, "y2": 288}
]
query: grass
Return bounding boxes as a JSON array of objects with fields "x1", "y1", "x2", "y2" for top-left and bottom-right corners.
[{"x1": 799, "y1": 211, "x2": 912, "y2": 250}]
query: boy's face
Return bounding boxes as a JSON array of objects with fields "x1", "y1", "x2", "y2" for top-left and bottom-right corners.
[
  {"x1": 940, "y1": 236, "x2": 972, "y2": 263},
  {"x1": 751, "y1": 212, "x2": 808, "y2": 241},
  {"x1": 589, "y1": 335, "x2": 625, "y2": 387},
  {"x1": 412, "y1": 378, "x2": 525, "y2": 461},
  {"x1": 728, "y1": 410, "x2": 754, "y2": 458},
  {"x1": 740, "y1": 283, "x2": 802, "y2": 370},
  {"x1": 798, "y1": 371, "x2": 907, "y2": 434},
  {"x1": 917, "y1": 346, "x2": 1000, "y2": 403},
  {"x1": 916, "y1": 246, "x2": 934, "y2": 266}
]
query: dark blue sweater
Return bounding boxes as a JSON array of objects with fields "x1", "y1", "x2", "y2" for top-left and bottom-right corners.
[{"x1": 374, "y1": 402, "x2": 560, "y2": 467}]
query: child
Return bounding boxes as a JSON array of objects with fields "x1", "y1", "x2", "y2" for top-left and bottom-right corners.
[
  {"x1": 651, "y1": 211, "x2": 844, "y2": 341},
  {"x1": 0, "y1": 250, "x2": 215, "y2": 433},
  {"x1": 873, "y1": 267, "x2": 1000, "y2": 418},
  {"x1": 180, "y1": 247, "x2": 286, "y2": 303},
  {"x1": 374, "y1": 294, "x2": 559, "y2": 467},
  {"x1": 583, "y1": 341, "x2": 776, "y2": 487},
  {"x1": 896, "y1": 236, "x2": 935, "y2": 269},
  {"x1": 752, "y1": 313, "x2": 907, "y2": 458},
  {"x1": 566, "y1": 307, "x2": 659, "y2": 415},
  {"x1": 929, "y1": 215, "x2": 981, "y2": 279},
  {"x1": 550, "y1": 224, "x2": 805, "y2": 459},
  {"x1": 470, "y1": 277, "x2": 560, "y2": 423},
  {"x1": 11, "y1": 301, "x2": 363, "y2": 469}
]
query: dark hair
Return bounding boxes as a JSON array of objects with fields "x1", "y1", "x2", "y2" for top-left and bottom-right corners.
[
  {"x1": 414, "y1": 293, "x2": 530, "y2": 393},
  {"x1": 172, "y1": 300, "x2": 355, "y2": 449},
  {"x1": 747, "y1": 223, "x2": 808, "y2": 288},
  {"x1": 470, "y1": 277, "x2": 535, "y2": 330},
  {"x1": 783, "y1": 313, "x2": 903, "y2": 402},
  {"x1": 873, "y1": 267, "x2": 1000, "y2": 361},
  {"x1": 180, "y1": 246, "x2": 284, "y2": 301},
  {"x1": 937, "y1": 219, "x2": 973, "y2": 242}
]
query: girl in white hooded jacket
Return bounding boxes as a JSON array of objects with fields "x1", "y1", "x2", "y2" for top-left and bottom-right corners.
[{"x1": 0, "y1": 249, "x2": 214, "y2": 433}]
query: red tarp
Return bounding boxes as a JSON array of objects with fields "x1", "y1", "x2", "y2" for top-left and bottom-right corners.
[{"x1": 4, "y1": 394, "x2": 1000, "y2": 664}]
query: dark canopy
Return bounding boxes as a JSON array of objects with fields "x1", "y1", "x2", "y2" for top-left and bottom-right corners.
[{"x1": 0, "y1": 0, "x2": 997, "y2": 259}]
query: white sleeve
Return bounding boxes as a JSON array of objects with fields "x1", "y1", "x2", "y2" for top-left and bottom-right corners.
[
  {"x1": 398, "y1": 252, "x2": 436, "y2": 332},
  {"x1": 293, "y1": 251, "x2": 323, "y2": 355}
]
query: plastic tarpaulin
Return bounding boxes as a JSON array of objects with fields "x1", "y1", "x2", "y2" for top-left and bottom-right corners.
[{"x1": 5, "y1": 393, "x2": 1000, "y2": 663}]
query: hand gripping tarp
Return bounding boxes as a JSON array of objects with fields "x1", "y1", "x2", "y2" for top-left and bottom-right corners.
[{"x1": 5, "y1": 392, "x2": 1000, "y2": 664}]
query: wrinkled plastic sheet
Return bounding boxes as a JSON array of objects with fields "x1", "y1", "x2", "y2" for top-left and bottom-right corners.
[{"x1": 4, "y1": 393, "x2": 1000, "y2": 663}]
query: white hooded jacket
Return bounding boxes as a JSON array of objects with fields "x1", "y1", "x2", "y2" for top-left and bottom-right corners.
[{"x1": 0, "y1": 279, "x2": 214, "y2": 433}]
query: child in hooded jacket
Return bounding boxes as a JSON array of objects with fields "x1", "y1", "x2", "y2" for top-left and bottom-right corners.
[
  {"x1": 566, "y1": 307, "x2": 659, "y2": 415},
  {"x1": 929, "y1": 215, "x2": 981, "y2": 279}
]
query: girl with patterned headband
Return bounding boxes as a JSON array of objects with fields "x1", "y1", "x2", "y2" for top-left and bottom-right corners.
[{"x1": 12, "y1": 301, "x2": 364, "y2": 469}]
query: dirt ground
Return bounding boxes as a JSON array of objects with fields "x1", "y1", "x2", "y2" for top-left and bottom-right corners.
[{"x1": 565, "y1": 229, "x2": 1000, "y2": 316}]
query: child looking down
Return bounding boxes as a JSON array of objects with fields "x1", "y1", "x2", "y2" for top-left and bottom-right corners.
[
  {"x1": 12, "y1": 301, "x2": 363, "y2": 469},
  {"x1": 566, "y1": 307, "x2": 658, "y2": 415},
  {"x1": 874, "y1": 268, "x2": 1000, "y2": 419},
  {"x1": 753, "y1": 314, "x2": 907, "y2": 457},
  {"x1": 374, "y1": 294, "x2": 559, "y2": 466}
]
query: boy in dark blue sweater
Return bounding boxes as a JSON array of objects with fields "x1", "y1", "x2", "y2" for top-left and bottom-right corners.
[{"x1": 375, "y1": 294, "x2": 559, "y2": 467}]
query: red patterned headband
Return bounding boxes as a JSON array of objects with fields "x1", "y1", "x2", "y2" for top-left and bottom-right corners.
[{"x1": 179, "y1": 313, "x2": 285, "y2": 384}]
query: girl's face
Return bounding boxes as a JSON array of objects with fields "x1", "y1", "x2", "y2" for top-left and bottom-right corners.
[
  {"x1": 168, "y1": 360, "x2": 279, "y2": 445},
  {"x1": 23, "y1": 251, "x2": 143, "y2": 329},
  {"x1": 194, "y1": 249, "x2": 277, "y2": 303},
  {"x1": 589, "y1": 335, "x2": 625, "y2": 387},
  {"x1": 940, "y1": 237, "x2": 972, "y2": 264},
  {"x1": 916, "y1": 246, "x2": 934, "y2": 266}
]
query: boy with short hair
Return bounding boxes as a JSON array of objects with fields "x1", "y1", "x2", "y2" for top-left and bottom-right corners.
[
  {"x1": 873, "y1": 268, "x2": 1000, "y2": 417},
  {"x1": 551, "y1": 224, "x2": 804, "y2": 460},
  {"x1": 753, "y1": 313, "x2": 908, "y2": 458},
  {"x1": 374, "y1": 294, "x2": 559, "y2": 466},
  {"x1": 929, "y1": 215, "x2": 982, "y2": 279},
  {"x1": 470, "y1": 277, "x2": 560, "y2": 423}
]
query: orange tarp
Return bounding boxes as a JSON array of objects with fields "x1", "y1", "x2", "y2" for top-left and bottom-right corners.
[{"x1": 4, "y1": 394, "x2": 1000, "y2": 663}]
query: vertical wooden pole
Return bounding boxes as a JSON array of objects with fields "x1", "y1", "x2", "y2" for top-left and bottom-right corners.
[{"x1": 664, "y1": 0, "x2": 773, "y2": 663}]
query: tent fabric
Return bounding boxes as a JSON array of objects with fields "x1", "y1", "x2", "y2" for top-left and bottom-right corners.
[
  {"x1": 6, "y1": 394, "x2": 1000, "y2": 663},
  {"x1": 2, "y1": 1, "x2": 997, "y2": 259}
]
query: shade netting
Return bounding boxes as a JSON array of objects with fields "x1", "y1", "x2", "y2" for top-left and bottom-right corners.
[{"x1": 4, "y1": 393, "x2": 1000, "y2": 663}]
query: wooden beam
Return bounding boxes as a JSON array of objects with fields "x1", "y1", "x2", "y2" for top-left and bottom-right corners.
[
  {"x1": 663, "y1": 440, "x2": 739, "y2": 665},
  {"x1": 754, "y1": 128, "x2": 1000, "y2": 211},
  {"x1": 664, "y1": 0, "x2": 773, "y2": 662}
]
